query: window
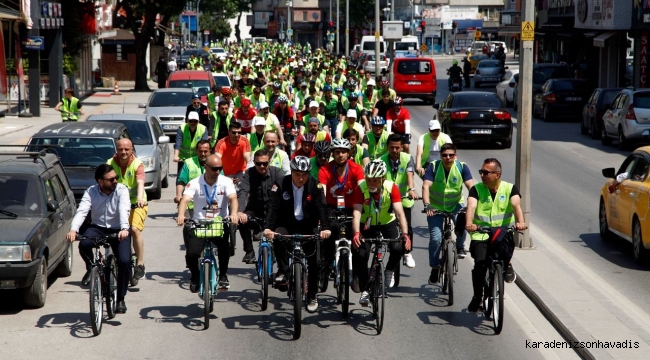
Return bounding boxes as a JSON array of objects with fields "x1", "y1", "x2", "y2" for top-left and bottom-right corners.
[
  {"x1": 44, "y1": 179, "x2": 56, "y2": 203},
  {"x1": 633, "y1": 92, "x2": 650, "y2": 109},
  {"x1": 396, "y1": 60, "x2": 431, "y2": 75},
  {"x1": 49, "y1": 175, "x2": 66, "y2": 203},
  {"x1": 303, "y1": 11, "x2": 307, "y2": 22},
  {"x1": 116, "y1": 44, "x2": 124, "y2": 61},
  {"x1": 629, "y1": 158, "x2": 650, "y2": 182},
  {"x1": 617, "y1": 155, "x2": 637, "y2": 176}
]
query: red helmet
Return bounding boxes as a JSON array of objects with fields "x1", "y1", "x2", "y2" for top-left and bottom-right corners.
[
  {"x1": 381, "y1": 80, "x2": 390, "y2": 87},
  {"x1": 300, "y1": 133, "x2": 316, "y2": 143},
  {"x1": 220, "y1": 87, "x2": 232, "y2": 96},
  {"x1": 241, "y1": 98, "x2": 251, "y2": 107},
  {"x1": 394, "y1": 97, "x2": 404, "y2": 105}
]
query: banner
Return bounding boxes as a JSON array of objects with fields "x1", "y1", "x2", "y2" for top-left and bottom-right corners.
[
  {"x1": 21, "y1": 0, "x2": 33, "y2": 29},
  {"x1": 14, "y1": 22, "x2": 26, "y2": 100},
  {"x1": 0, "y1": 25, "x2": 6, "y2": 96}
]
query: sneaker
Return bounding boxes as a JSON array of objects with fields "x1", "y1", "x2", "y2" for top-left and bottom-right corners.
[
  {"x1": 242, "y1": 251, "x2": 256, "y2": 264},
  {"x1": 457, "y1": 248, "x2": 467, "y2": 259},
  {"x1": 218, "y1": 274, "x2": 230, "y2": 289},
  {"x1": 189, "y1": 278, "x2": 199, "y2": 293},
  {"x1": 468, "y1": 296, "x2": 481, "y2": 313},
  {"x1": 359, "y1": 291, "x2": 370, "y2": 306},
  {"x1": 385, "y1": 270, "x2": 394, "y2": 288},
  {"x1": 275, "y1": 273, "x2": 285, "y2": 283},
  {"x1": 504, "y1": 264, "x2": 516, "y2": 283},
  {"x1": 116, "y1": 300, "x2": 127, "y2": 314},
  {"x1": 428, "y1": 267, "x2": 440, "y2": 285},
  {"x1": 134, "y1": 264, "x2": 146, "y2": 279},
  {"x1": 351, "y1": 275, "x2": 361, "y2": 293},
  {"x1": 307, "y1": 297, "x2": 319, "y2": 312},
  {"x1": 81, "y1": 270, "x2": 92, "y2": 286},
  {"x1": 403, "y1": 253, "x2": 415, "y2": 268}
]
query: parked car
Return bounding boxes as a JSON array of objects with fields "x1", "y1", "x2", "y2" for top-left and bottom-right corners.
[
  {"x1": 139, "y1": 88, "x2": 195, "y2": 137},
  {"x1": 474, "y1": 60, "x2": 506, "y2": 88},
  {"x1": 166, "y1": 70, "x2": 215, "y2": 105},
  {"x1": 495, "y1": 69, "x2": 519, "y2": 108},
  {"x1": 466, "y1": 53, "x2": 489, "y2": 74},
  {"x1": 490, "y1": 41, "x2": 509, "y2": 54},
  {"x1": 532, "y1": 78, "x2": 590, "y2": 122},
  {"x1": 363, "y1": 54, "x2": 389, "y2": 74},
  {"x1": 392, "y1": 57, "x2": 437, "y2": 104},
  {"x1": 26, "y1": 122, "x2": 131, "y2": 204},
  {"x1": 178, "y1": 49, "x2": 211, "y2": 69},
  {"x1": 86, "y1": 114, "x2": 171, "y2": 200},
  {"x1": 466, "y1": 41, "x2": 488, "y2": 54},
  {"x1": 581, "y1": 88, "x2": 623, "y2": 139},
  {"x1": 600, "y1": 148, "x2": 650, "y2": 263},
  {"x1": 434, "y1": 91, "x2": 513, "y2": 148},
  {"x1": 0, "y1": 152, "x2": 76, "y2": 308},
  {"x1": 602, "y1": 89, "x2": 650, "y2": 150},
  {"x1": 531, "y1": 63, "x2": 572, "y2": 94}
]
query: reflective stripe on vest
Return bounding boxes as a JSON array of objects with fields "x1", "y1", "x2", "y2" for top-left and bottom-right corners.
[
  {"x1": 419, "y1": 134, "x2": 448, "y2": 168},
  {"x1": 429, "y1": 160, "x2": 464, "y2": 212},
  {"x1": 382, "y1": 152, "x2": 414, "y2": 208},
  {"x1": 359, "y1": 180, "x2": 396, "y2": 226},
  {"x1": 471, "y1": 182, "x2": 515, "y2": 241},
  {"x1": 210, "y1": 111, "x2": 233, "y2": 143},
  {"x1": 179, "y1": 124, "x2": 206, "y2": 159},
  {"x1": 367, "y1": 131, "x2": 389, "y2": 160},
  {"x1": 60, "y1": 97, "x2": 80, "y2": 120},
  {"x1": 107, "y1": 158, "x2": 147, "y2": 204}
]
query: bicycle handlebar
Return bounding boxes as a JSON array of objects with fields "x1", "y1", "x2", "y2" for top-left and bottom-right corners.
[
  {"x1": 421, "y1": 207, "x2": 467, "y2": 215},
  {"x1": 272, "y1": 233, "x2": 320, "y2": 242},
  {"x1": 401, "y1": 195, "x2": 421, "y2": 200},
  {"x1": 188, "y1": 218, "x2": 233, "y2": 228},
  {"x1": 473, "y1": 226, "x2": 518, "y2": 234},
  {"x1": 363, "y1": 237, "x2": 402, "y2": 244},
  {"x1": 76, "y1": 233, "x2": 118, "y2": 245}
]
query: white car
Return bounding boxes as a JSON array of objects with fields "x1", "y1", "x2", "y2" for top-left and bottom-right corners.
[
  {"x1": 210, "y1": 47, "x2": 228, "y2": 60},
  {"x1": 495, "y1": 69, "x2": 519, "y2": 108},
  {"x1": 602, "y1": 89, "x2": 650, "y2": 150},
  {"x1": 490, "y1": 41, "x2": 509, "y2": 54},
  {"x1": 363, "y1": 54, "x2": 389, "y2": 74}
]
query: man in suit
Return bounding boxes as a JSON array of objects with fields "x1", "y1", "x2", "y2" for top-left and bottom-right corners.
[{"x1": 263, "y1": 156, "x2": 332, "y2": 312}]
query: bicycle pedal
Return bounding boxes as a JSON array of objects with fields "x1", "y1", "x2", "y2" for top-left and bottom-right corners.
[{"x1": 218, "y1": 287, "x2": 228, "y2": 292}]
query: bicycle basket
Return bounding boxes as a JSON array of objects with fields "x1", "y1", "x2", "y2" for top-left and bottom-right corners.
[
  {"x1": 193, "y1": 217, "x2": 225, "y2": 238},
  {"x1": 487, "y1": 227, "x2": 515, "y2": 262}
]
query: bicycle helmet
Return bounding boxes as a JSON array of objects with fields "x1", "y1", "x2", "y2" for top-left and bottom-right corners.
[
  {"x1": 348, "y1": 93, "x2": 359, "y2": 100},
  {"x1": 330, "y1": 138, "x2": 351, "y2": 150},
  {"x1": 278, "y1": 95, "x2": 289, "y2": 103},
  {"x1": 364, "y1": 160, "x2": 388, "y2": 178},
  {"x1": 314, "y1": 140, "x2": 331, "y2": 154},
  {"x1": 211, "y1": 85, "x2": 219, "y2": 92},
  {"x1": 220, "y1": 87, "x2": 232, "y2": 95},
  {"x1": 272, "y1": 82, "x2": 282, "y2": 89},
  {"x1": 323, "y1": 84, "x2": 333, "y2": 92},
  {"x1": 347, "y1": 79, "x2": 357, "y2": 87},
  {"x1": 300, "y1": 133, "x2": 316, "y2": 143},
  {"x1": 290, "y1": 156, "x2": 312, "y2": 172},
  {"x1": 370, "y1": 116, "x2": 386, "y2": 126},
  {"x1": 335, "y1": 86, "x2": 344, "y2": 93},
  {"x1": 241, "y1": 98, "x2": 251, "y2": 107},
  {"x1": 452, "y1": 59, "x2": 458, "y2": 66},
  {"x1": 394, "y1": 97, "x2": 404, "y2": 105},
  {"x1": 380, "y1": 80, "x2": 390, "y2": 87}
]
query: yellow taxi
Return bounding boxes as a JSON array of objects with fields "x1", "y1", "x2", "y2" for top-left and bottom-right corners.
[
  {"x1": 467, "y1": 52, "x2": 489, "y2": 74},
  {"x1": 600, "y1": 146, "x2": 650, "y2": 264}
]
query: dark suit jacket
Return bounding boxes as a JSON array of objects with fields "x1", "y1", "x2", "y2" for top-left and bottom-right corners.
[{"x1": 265, "y1": 175, "x2": 330, "y2": 232}]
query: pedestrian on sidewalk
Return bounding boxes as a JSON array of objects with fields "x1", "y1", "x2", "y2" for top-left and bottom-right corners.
[{"x1": 154, "y1": 56, "x2": 168, "y2": 89}]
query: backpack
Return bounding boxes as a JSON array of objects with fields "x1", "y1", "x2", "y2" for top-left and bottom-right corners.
[{"x1": 487, "y1": 226, "x2": 515, "y2": 264}]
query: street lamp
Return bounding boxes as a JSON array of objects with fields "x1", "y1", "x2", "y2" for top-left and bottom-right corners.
[{"x1": 196, "y1": 0, "x2": 202, "y2": 45}]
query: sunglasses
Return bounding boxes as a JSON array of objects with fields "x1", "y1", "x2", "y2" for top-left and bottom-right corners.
[
  {"x1": 103, "y1": 176, "x2": 118, "y2": 182},
  {"x1": 192, "y1": 101, "x2": 201, "y2": 104},
  {"x1": 188, "y1": 120, "x2": 199, "y2": 123},
  {"x1": 478, "y1": 170, "x2": 498, "y2": 176},
  {"x1": 254, "y1": 161, "x2": 269, "y2": 167},
  {"x1": 209, "y1": 166, "x2": 223, "y2": 172},
  {"x1": 231, "y1": 131, "x2": 242, "y2": 135},
  {"x1": 441, "y1": 153, "x2": 456, "y2": 158}
]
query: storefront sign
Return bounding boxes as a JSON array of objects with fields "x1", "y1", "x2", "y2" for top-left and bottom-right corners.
[
  {"x1": 22, "y1": 36, "x2": 44, "y2": 50},
  {"x1": 640, "y1": 31, "x2": 649, "y2": 88}
]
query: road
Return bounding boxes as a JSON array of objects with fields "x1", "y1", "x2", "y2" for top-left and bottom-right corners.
[{"x1": 0, "y1": 64, "x2": 597, "y2": 360}]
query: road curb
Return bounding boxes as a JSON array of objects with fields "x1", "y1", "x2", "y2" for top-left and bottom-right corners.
[{"x1": 0, "y1": 124, "x2": 33, "y2": 138}]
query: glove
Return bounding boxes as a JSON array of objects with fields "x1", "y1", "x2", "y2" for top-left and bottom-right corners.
[{"x1": 352, "y1": 232, "x2": 362, "y2": 249}]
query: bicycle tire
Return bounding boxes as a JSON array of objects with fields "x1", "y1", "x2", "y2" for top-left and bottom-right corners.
[
  {"x1": 292, "y1": 262, "x2": 302, "y2": 340},
  {"x1": 105, "y1": 255, "x2": 118, "y2": 319},
  {"x1": 339, "y1": 251, "x2": 350, "y2": 318},
  {"x1": 374, "y1": 263, "x2": 385, "y2": 334},
  {"x1": 393, "y1": 258, "x2": 401, "y2": 288},
  {"x1": 89, "y1": 267, "x2": 103, "y2": 336},
  {"x1": 483, "y1": 270, "x2": 493, "y2": 319},
  {"x1": 261, "y1": 246, "x2": 269, "y2": 311},
  {"x1": 129, "y1": 253, "x2": 139, "y2": 287},
  {"x1": 203, "y1": 261, "x2": 211, "y2": 330},
  {"x1": 229, "y1": 225, "x2": 237, "y2": 257},
  {"x1": 441, "y1": 244, "x2": 448, "y2": 293},
  {"x1": 446, "y1": 242, "x2": 455, "y2": 306},
  {"x1": 493, "y1": 263, "x2": 504, "y2": 334}
]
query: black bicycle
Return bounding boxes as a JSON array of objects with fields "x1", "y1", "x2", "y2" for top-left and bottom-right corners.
[
  {"x1": 329, "y1": 209, "x2": 354, "y2": 318},
  {"x1": 392, "y1": 195, "x2": 420, "y2": 288},
  {"x1": 272, "y1": 232, "x2": 320, "y2": 340},
  {"x1": 76, "y1": 233, "x2": 119, "y2": 336}
]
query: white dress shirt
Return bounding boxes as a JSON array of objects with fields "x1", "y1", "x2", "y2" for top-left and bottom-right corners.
[{"x1": 292, "y1": 183, "x2": 304, "y2": 221}]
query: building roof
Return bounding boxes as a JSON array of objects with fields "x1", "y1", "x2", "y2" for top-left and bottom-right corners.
[{"x1": 102, "y1": 29, "x2": 135, "y2": 43}]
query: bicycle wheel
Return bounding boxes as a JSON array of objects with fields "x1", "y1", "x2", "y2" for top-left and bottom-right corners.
[
  {"x1": 229, "y1": 225, "x2": 236, "y2": 257},
  {"x1": 493, "y1": 263, "x2": 505, "y2": 334},
  {"x1": 446, "y1": 242, "x2": 455, "y2": 306},
  {"x1": 261, "y1": 246, "x2": 269, "y2": 311},
  {"x1": 338, "y1": 251, "x2": 350, "y2": 318},
  {"x1": 292, "y1": 262, "x2": 302, "y2": 340},
  {"x1": 483, "y1": 270, "x2": 493, "y2": 319},
  {"x1": 441, "y1": 245, "x2": 449, "y2": 293},
  {"x1": 105, "y1": 255, "x2": 118, "y2": 319},
  {"x1": 129, "y1": 253, "x2": 139, "y2": 287},
  {"x1": 89, "y1": 267, "x2": 103, "y2": 336},
  {"x1": 393, "y1": 258, "x2": 401, "y2": 288},
  {"x1": 203, "y1": 261, "x2": 211, "y2": 330},
  {"x1": 373, "y1": 263, "x2": 385, "y2": 334}
]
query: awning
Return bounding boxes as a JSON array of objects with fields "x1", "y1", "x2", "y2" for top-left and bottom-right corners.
[
  {"x1": 0, "y1": 7, "x2": 20, "y2": 20},
  {"x1": 594, "y1": 31, "x2": 618, "y2": 48},
  {"x1": 541, "y1": 17, "x2": 573, "y2": 28},
  {"x1": 498, "y1": 27, "x2": 521, "y2": 36}
]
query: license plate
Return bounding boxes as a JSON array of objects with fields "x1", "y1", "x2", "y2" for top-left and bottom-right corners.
[
  {"x1": 408, "y1": 81, "x2": 421, "y2": 85},
  {"x1": 163, "y1": 124, "x2": 179, "y2": 130},
  {"x1": 483, "y1": 77, "x2": 496, "y2": 81},
  {"x1": 470, "y1": 129, "x2": 492, "y2": 134},
  {"x1": 566, "y1": 97, "x2": 582, "y2": 101}
]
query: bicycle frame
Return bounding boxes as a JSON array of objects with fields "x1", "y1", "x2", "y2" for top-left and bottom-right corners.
[
  {"x1": 198, "y1": 239, "x2": 220, "y2": 298},
  {"x1": 331, "y1": 211, "x2": 353, "y2": 287}
]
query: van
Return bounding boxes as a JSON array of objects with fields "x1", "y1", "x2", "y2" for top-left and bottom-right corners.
[
  {"x1": 392, "y1": 57, "x2": 437, "y2": 104},
  {"x1": 394, "y1": 36, "x2": 419, "y2": 58},
  {"x1": 360, "y1": 36, "x2": 386, "y2": 55}
]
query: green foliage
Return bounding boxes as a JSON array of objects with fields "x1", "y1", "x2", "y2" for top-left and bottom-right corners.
[
  {"x1": 62, "y1": 54, "x2": 78, "y2": 75},
  {"x1": 214, "y1": 19, "x2": 233, "y2": 41},
  {"x1": 6, "y1": 59, "x2": 29, "y2": 74},
  {"x1": 341, "y1": 0, "x2": 375, "y2": 29},
  {"x1": 61, "y1": 0, "x2": 87, "y2": 57},
  {"x1": 199, "y1": 13, "x2": 232, "y2": 40}
]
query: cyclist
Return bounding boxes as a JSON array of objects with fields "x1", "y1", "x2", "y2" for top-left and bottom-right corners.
[
  {"x1": 447, "y1": 59, "x2": 463, "y2": 91},
  {"x1": 422, "y1": 143, "x2": 474, "y2": 285},
  {"x1": 360, "y1": 79, "x2": 377, "y2": 132},
  {"x1": 258, "y1": 101, "x2": 286, "y2": 145},
  {"x1": 321, "y1": 84, "x2": 340, "y2": 139},
  {"x1": 214, "y1": 122, "x2": 251, "y2": 182},
  {"x1": 107, "y1": 138, "x2": 148, "y2": 279},
  {"x1": 343, "y1": 128, "x2": 370, "y2": 167},
  {"x1": 247, "y1": 132, "x2": 290, "y2": 175},
  {"x1": 218, "y1": 87, "x2": 235, "y2": 111},
  {"x1": 263, "y1": 156, "x2": 331, "y2": 312},
  {"x1": 415, "y1": 120, "x2": 452, "y2": 177},
  {"x1": 176, "y1": 154, "x2": 239, "y2": 292},
  {"x1": 336, "y1": 109, "x2": 365, "y2": 139},
  {"x1": 234, "y1": 98, "x2": 257, "y2": 135},
  {"x1": 292, "y1": 133, "x2": 316, "y2": 159},
  {"x1": 385, "y1": 97, "x2": 411, "y2": 153},
  {"x1": 465, "y1": 158, "x2": 527, "y2": 312},
  {"x1": 372, "y1": 89, "x2": 395, "y2": 120},
  {"x1": 380, "y1": 134, "x2": 417, "y2": 269},
  {"x1": 378, "y1": 80, "x2": 396, "y2": 100},
  {"x1": 362, "y1": 116, "x2": 389, "y2": 160},
  {"x1": 207, "y1": 86, "x2": 220, "y2": 113},
  {"x1": 351, "y1": 160, "x2": 411, "y2": 305},
  {"x1": 210, "y1": 100, "x2": 234, "y2": 146},
  {"x1": 185, "y1": 94, "x2": 211, "y2": 133},
  {"x1": 302, "y1": 101, "x2": 327, "y2": 133},
  {"x1": 237, "y1": 149, "x2": 286, "y2": 264},
  {"x1": 310, "y1": 140, "x2": 331, "y2": 180},
  {"x1": 55, "y1": 87, "x2": 84, "y2": 121},
  {"x1": 174, "y1": 111, "x2": 209, "y2": 175},
  {"x1": 248, "y1": 117, "x2": 268, "y2": 153},
  {"x1": 66, "y1": 164, "x2": 131, "y2": 314}
]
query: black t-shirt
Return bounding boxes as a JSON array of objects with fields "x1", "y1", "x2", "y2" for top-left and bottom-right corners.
[
  {"x1": 468, "y1": 183, "x2": 521, "y2": 201},
  {"x1": 216, "y1": 114, "x2": 230, "y2": 140},
  {"x1": 374, "y1": 99, "x2": 395, "y2": 119}
]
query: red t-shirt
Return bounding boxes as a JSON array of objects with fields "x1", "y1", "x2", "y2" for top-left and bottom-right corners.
[
  {"x1": 273, "y1": 105, "x2": 295, "y2": 128},
  {"x1": 215, "y1": 136, "x2": 250, "y2": 175},
  {"x1": 234, "y1": 108, "x2": 257, "y2": 133},
  {"x1": 386, "y1": 107, "x2": 410, "y2": 134},
  {"x1": 291, "y1": 147, "x2": 315, "y2": 159},
  {"x1": 351, "y1": 182, "x2": 401, "y2": 206},
  {"x1": 318, "y1": 160, "x2": 365, "y2": 207}
]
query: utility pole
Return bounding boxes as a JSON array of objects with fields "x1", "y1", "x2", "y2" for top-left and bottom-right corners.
[
  {"x1": 336, "y1": 0, "x2": 339, "y2": 54},
  {"x1": 389, "y1": 1, "x2": 395, "y2": 88},
  {"x1": 345, "y1": 0, "x2": 349, "y2": 57},
  {"x1": 196, "y1": 0, "x2": 202, "y2": 45},
  {"x1": 288, "y1": 0, "x2": 292, "y2": 44},
  {"x1": 374, "y1": 0, "x2": 380, "y2": 76},
  {"x1": 515, "y1": 0, "x2": 534, "y2": 249}
]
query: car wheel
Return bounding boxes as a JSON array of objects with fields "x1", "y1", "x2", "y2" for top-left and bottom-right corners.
[
  {"x1": 543, "y1": 106, "x2": 551, "y2": 122},
  {"x1": 505, "y1": 92, "x2": 513, "y2": 108},
  {"x1": 23, "y1": 257, "x2": 47, "y2": 308},
  {"x1": 474, "y1": 81, "x2": 480, "y2": 88},
  {"x1": 580, "y1": 117, "x2": 589, "y2": 135},
  {"x1": 55, "y1": 242, "x2": 73, "y2": 277},
  {"x1": 590, "y1": 118, "x2": 601, "y2": 140},
  {"x1": 502, "y1": 137, "x2": 512, "y2": 149},
  {"x1": 161, "y1": 167, "x2": 169, "y2": 189},
  {"x1": 633, "y1": 218, "x2": 649, "y2": 265},
  {"x1": 618, "y1": 126, "x2": 631, "y2": 151},
  {"x1": 149, "y1": 174, "x2": 162, "y2": 200},
  {"x1": 599, "y1": 197, "x2": 614, "y2": 242}
]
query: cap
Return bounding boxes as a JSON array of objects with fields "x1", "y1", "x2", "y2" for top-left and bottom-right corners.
[
  {"x1": 428, "y1": 120, "x2": 442, "y2": 131},
  {"x1": 308, "y1": 117, "x2": 320, "y2": 124},
  {"x1": 309, "y1": 101, "x2": 319, "y2": 108},
  {"x1": 187, "y1": 112, "x2": 200, "y2": 121},
  {"x1": 346, "y1": 109, "x2": 357, "y2": 118},
  {"x1": 367, "y1": 79, "x2": 376, "y2": 86},
  {"x1": 252, "y1": 117, "x2": 266, "y2": 127},
  {"x1": 300, "y1": 81, "x2": 307, "y2": 87},
  {"x1": 259, "y1": 101, "x2": 270, "y2": 109},
  {"x1": 191, "y1": 94, "x2": 200, "y2": 100},
  {"x1": 236, "y1": 60, "x2": 241, "y2": 64}
]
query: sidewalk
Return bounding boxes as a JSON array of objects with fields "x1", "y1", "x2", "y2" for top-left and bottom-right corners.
[{"x1": 511, "y1": 226, "x2": 650, "y2": 359}]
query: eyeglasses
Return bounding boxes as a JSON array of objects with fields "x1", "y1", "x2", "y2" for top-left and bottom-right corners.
[
  {"x1": 192, "y1": 101, "x2": 201, "y2": 105},
  {"x1": 254, "y1": 161, "x2": 269, "y2": 167},
  {"x1": 441, "y1": 153, "x2": 456, "y2": 158},
  {"x1": 478, "y1": 170, "x2": 498, "y2": 176},
  {"x1": 209, "y1": 166, "x2": 223, "y2": 173},
  {"x1": 231, "y1": 131, "x2": 242, "y2": 135},
  {"x1": 103, "y1": 176, "x2": 118, "y2": 182}
]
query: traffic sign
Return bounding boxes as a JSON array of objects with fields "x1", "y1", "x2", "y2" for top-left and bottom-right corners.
[
  {"x1": 420, "y1": 44, "x2": 428, "y2": 52},
  {"x1": 475, "y1": 30, "x2": 482, "y2": 40},
  {"x1": 521, "y1": 21, "x2": 534, "y2": 41},
  {"x1": 328, "y1": 33, "x2": 335, "y2": 41},
  {"x1": 286, "y1": 29, "x2": 293, "y2": 36}
]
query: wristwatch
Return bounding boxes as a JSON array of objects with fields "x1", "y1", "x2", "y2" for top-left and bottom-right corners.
[{"x1": 120, "y1": 228, "x2": 129, "y2": 232}]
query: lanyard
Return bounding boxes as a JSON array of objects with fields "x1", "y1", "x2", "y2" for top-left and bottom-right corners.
[
  {"x1": 371, "y1": 191, "x2": 383, "y2": 214},
  {"x1": 333, "y1": 163, "x2": 349, "y2": 190},
  {"x1": 203, "y1": 184, "x2": 218, "y2": 207}
]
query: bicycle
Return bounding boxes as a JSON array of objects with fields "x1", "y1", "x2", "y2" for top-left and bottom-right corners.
[
  {"x1": 247, "y1": 216, "x2": 274, "y2": 311},
  {"x1": 329, "y1": 209, "x2": 354, "y2": 318},
  {"x1": 391, "y1": 195, "x2": 421, "y2": 288},
  {"x1": 272, "y1": 232, "x2": 320, "y2": 340},
  {"x1": 422, "y1": 207, "x2": 466, "y2": 306},
  {"x1": 75, "y1": 233, "x2": 119, "y2": 336},
  {"x1": 56, "y1": 109, "x2": 82, "y2": 122},
  {"x1": 189, "y1": 216, "x2": 232, "y2": 330},
  {"x1": 128, "y1": 203, "x2": 146, "y2": 287},
  {"x1": 363, "y1": 233, "x2": 402, "y2": 335}
]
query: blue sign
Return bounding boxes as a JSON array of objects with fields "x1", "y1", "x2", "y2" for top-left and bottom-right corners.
[
  {"x1": 181, "y1": 14, "x2": 197, "y2": 32},
  {"x1": 23, "y1": 36, "x2": 44, "y2": 50},
  {"x1": 287, "y1": 40, "x2": 293, "y2": 46}
]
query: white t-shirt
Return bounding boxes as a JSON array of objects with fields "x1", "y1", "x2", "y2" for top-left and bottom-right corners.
[
  {"x1": 183, "y1": 174, "x2": 236, "y2": 221},
  {"x1": 418, "y1": 133, "x2": 453, "y2": 164},
  {"x1": 167, "y1": 60, "x2": 177, "y2": 72},
  {"x1": 336, "y1": 121, "x2": 365, "y2": 139}
]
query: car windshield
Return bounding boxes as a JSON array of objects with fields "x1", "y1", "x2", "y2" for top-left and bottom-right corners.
[
  {"x1": 634, "y1": 92, "x2": 650, "y2": 109},
  {"x1": 149, "y1": 91, "x2": 192, "y2": 107},
  {"x1": 214, "y1": 76, "x2": 231, "y2": 88},
  {"x1": 167, "y1": 80, "x2": 210, "y2": 95},
  {"x1": 453, "y1": 94, "x2": 502, "y2": 108},
  {"x1": 478, "y1": 61, "x2": 500, "y2": 68},
  {"x1": 102, "y1": 120, "x2": 152, "y2": 145},
  {"x1": 214, "y1": 49, "x2": 225, "y2": 54},
  {"x1": 397, "y1": 60, "x2": 431, "y2": 74},
  {"x1": 395, "y1": 42, "x2": 417, "y2": 51},
  {"x1": 27, "y1": 138, "x2": 116, "y2": 167},
  {"x1": 0, "y1": 174, "x2": 45, "y2": 217}
]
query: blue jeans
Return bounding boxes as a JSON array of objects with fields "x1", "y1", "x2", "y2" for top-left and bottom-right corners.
[
  {"x1": 427, "y1": 203, "x2": 466, "y2": 267},
  {"x1": 326, "y1": 117, "x2": 339, "y2": 139}
]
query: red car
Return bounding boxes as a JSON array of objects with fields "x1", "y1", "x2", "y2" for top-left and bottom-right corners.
[{"x1": 166, "y1": 70, "x2": 216, "y2": 105}]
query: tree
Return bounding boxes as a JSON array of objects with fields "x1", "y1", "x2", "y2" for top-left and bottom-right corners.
[
  {"x1": 199, "y1": 14, "x2": 232, "y2": 41},
  {"x1": 340, "y1": 0, "x2": 374, "y2": 38},
  {"x1": 202, "y1": 0, "x2": 252, "y2": 42}
]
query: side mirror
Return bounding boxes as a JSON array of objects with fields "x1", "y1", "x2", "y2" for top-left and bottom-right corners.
[
  {"x1": 602, "y1": 167, "x2": 616, "y2": 178},
  {"x1": 158, "y1": 135, "x2": 170, "y2": 144},
  {"x1": 46, "y1": 200, "x2": 60, "y2": 212},
  {"x1": 433, "y1": 103, "x2": 440, "y2": 110},
  {"x1": 504, "y1": 66, "x2": 509, "y2": 70},
  {"x1": 138, "y1": 104, "x2": 146, "y2": 108}
]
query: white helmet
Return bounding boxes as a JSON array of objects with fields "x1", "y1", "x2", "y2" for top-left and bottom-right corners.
[
  {"x1": 290, "y1": 156, "x2": 312, "y2": 172},
  {"x1": 331, "y1": 138, "x2": 351, "y2": 151},
  {"x1": 364, "y1": 160, "x2": 387, "y2": 178}
]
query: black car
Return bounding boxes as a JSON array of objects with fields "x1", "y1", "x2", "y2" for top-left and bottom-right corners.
[
  {"x1": 533, "y1": 78, "x2": 590, "y2": 122},
  {"x1": 0, "y1": 152, "x2": 76, "y2": 307},
  {"x1": 581, "y1": 87, "x2": 623, "y2": 139},
  {"x1": 178, "y1": 49, "x2": 211, "y2": 70},
  {"x1": 434, "y1": 91, "x2": 513, "y2": 148}
]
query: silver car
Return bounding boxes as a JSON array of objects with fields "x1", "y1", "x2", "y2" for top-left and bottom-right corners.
[
  {"x1": 474, "y1": 60, "x2": 506, "y2": 88},
  {"x1": 139, "y1": 88, "x2": 194, "y2": 137},
  {"x1": 86, "y1": 114, "x2": 171, "y2": 200}
]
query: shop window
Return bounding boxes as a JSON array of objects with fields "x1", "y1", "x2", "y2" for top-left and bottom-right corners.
[{"x1": 303, "y1": 11, "x2": 307, "y2": 21}]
